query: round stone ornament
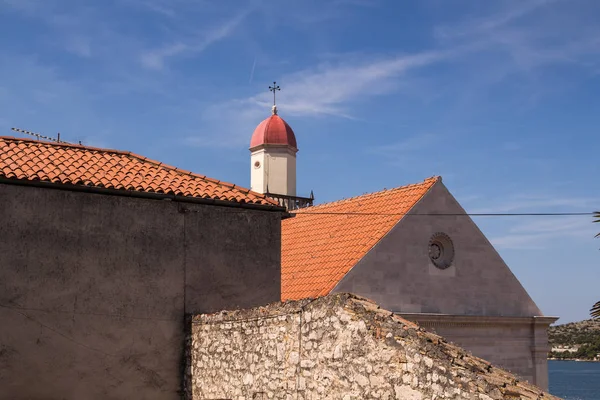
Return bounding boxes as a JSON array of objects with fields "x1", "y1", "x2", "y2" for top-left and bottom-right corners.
[{"x1": 428, "y1": 232, "x2": 454, "y2": 269}]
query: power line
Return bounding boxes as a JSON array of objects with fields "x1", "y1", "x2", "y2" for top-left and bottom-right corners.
[
  {"x1": 176, "y1": 205, "x2": 595, "y2": 218},
  {"x1": 288, "y1": 211, "x2": 594, "y2": 217}
]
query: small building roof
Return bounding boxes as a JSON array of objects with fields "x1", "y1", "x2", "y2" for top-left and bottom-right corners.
[
  {"x1": 0, "y1": 136, "x2": 278, "y2": 207},
  {"x1": 281, "y1": 176, "x2": 440, "y2": 300}
]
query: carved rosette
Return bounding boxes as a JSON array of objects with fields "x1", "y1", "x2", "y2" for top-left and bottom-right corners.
[{"x1": 428, "y1": 232, "x2": 455, "y2": 269}]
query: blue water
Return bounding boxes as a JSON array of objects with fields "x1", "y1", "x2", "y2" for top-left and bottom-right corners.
[{"x1": 549, "y1": 360, "x2": 600, "y2": 399}]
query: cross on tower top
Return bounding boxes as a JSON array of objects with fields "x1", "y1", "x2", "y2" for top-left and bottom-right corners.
[{"x1": 269, "y1": 81, "x2": 280, "y2": 114}]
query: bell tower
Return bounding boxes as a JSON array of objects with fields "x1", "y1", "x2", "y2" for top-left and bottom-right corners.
[{"x1": 249, "y1": 82, "x2": 313, "y2": 210}]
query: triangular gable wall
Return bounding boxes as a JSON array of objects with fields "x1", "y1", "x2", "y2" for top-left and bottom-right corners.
[{"x1": 331, "y1": 180, "x2": 542, "y2": 317}]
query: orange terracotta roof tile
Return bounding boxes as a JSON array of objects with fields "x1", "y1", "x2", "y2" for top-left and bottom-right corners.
[
  {"x1": 281, "y1": 176, "x2": 439, "y2": 301},
  {"x1": 0, "y1": 136, "x2": 278, "y2": 207}
]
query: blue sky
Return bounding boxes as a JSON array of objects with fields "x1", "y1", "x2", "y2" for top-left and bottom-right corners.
[{"x1": 0, "y1": 0, "x2": 598, "y2": 323}]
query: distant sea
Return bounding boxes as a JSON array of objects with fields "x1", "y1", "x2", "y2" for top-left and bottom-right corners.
[{"x1": 549, "y1": 360, "x2": 600, "y2": 399}]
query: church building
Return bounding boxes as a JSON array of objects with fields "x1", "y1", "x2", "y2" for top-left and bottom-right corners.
[{"x1": 249, "y1": 99, "x2": 557, "y2": 390}]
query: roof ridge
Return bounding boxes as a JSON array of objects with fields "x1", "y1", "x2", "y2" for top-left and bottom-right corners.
[
  {"x1": 295, "y1": 176, "x2": 440, "y2": 212},
  {"x1": 0, "y1": 135, "x2": 128, "y2": 154},
  {"x1": 0, "y1": 136, "x2": 274, "y2": 205}
]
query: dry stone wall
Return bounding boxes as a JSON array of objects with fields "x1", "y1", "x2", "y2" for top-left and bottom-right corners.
[{"x1": 188, "y1": 294, "x2": 559, "y2": 400}]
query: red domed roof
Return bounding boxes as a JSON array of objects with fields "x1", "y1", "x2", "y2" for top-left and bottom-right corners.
[{"x1": 250, "y1": 107, "x2": 297, "y2": 150}]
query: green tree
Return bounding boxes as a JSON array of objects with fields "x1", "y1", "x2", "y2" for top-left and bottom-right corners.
[{"x1": 593, "y1": 211, "x2": 600, "y2": 319}]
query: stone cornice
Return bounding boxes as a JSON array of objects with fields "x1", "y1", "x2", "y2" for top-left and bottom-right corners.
[
  {"x1": 397, "y1": 313, "x2": 559, "y2": 328},
  {"x1": 533, "y1": 316, "x2": 560, "y2": 325},
  {"x1": 249, "y1": 143, "x2": 298, "y2": 155}
]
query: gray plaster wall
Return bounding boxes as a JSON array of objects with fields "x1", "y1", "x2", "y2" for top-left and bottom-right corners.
[
  {"x1": 425, "y1": 322, "x2": 535, "y2": 382},
  {"x1": 401, "y1": 315, "x2": 556, "y2": 389},
  {"x1": 0, "y1": 182, "x2": 281, "y2": 400},
  {"x1": 331, "y1": 180, "x2": 541, "y2": 317},
  {"x1": 425, "y1": 318, "x2": 554, "y2": 391}
]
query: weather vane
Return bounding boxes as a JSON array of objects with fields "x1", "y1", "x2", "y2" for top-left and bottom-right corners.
[{"x1": 269, "y1": 81, "x2": 280, "y2": 106}]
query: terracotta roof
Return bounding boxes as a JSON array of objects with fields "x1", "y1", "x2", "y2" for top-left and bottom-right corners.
[
  {"x1": 281, "y1": 176, "x2": 439, "y2": 301},
  {"x1": 250, "y1": 111, "x2": 297, "y2": 150},
  {"x1": 0, "y1": 136, "x2": 278, "y2": 207}
]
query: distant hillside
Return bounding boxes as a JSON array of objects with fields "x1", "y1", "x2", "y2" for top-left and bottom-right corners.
[{"x1": 548, "y1": 319, "x2": 600, "y2": 360}]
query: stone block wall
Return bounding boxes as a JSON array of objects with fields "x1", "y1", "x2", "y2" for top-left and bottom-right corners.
[{"x1": 188, "y1": 294, "x2": 558, "y2": 400}]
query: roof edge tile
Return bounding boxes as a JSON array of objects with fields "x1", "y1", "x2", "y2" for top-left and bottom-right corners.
[
  {"x1": 295, "y1": 176, "x2": 441, "y2": 213},
  {"x1": 0, "y1": 136, "x2": 279, "y2": 207}
]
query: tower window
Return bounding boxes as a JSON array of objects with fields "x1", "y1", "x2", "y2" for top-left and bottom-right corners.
[{"x1": 254, "y1": 161, "x2": 261, "y2": 169}]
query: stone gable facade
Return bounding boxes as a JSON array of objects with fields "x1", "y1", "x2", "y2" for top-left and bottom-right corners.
[
  {"x1": 188, "y1": 294, "x2": 559, "y2": 400},
  {"x1": 281, "y1": 177, "x2": 557, "y2": 389}
]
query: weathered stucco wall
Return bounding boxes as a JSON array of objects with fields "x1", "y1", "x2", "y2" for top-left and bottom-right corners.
[
  {"x1": 400, "y1": 314, "x2": 556, "y2": 391},
  {"x1": 0, "y1": 182, "x2": 282, "y2": 400},
  {"x1": 188, "y1": 294, "x2": 558, "y2": 400},
  {"x1": 330, "y1": 180, "x2": 553, "y2": 388}
]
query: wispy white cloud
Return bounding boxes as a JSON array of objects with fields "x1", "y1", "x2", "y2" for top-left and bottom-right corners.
[
  {"x1": 368, "y1": 133, "x2": 438, "y2": 155},
  {"x1": 271, "y1": 51, "x2": 449, "y2": 117},
  {"x1": 332, "y1": 0, "x2": 381, "y2": 7},
  {"x1": 185, "y1": 1, "x2": 600, "y2": 148},
  {"x1": 510, "y1": 217, "x2": 590, "y2": 234},
  {"x1": 435, "y1": 0, "x2": 556, "y2": 41},
  {"x1": 184, "y1": 50, "x2": 453, "y2": 147},
  {"x1": 491, "y1": 28, "x2": 600, "y2": 72},
  {"x1": 139, "y1": 10, "x2": 250, "y2": 70},
  {"x1": 121, "y1": 0, "x2": 178, "y2": 18},
  {"x1": 439, "y1": 0, "x2": 599, "y2": 72},
  {"x1": 4, "y1": 0, "x2": 600, "y2": 159},
  {"x1": 471, "y1": 191, "x2": 597, "y2": 249},
  {"x1": 490, "y1": 215, "x2": 596, "y2": 249},
  {"x1": 362, "y1": 132, "x2": 448, "y2": 173},
  {"x1": 502, "y1": 142, "x2": 521, "y2": 151},
  {"x1": 64, "y1": 35, "x2": 92, "y2": 58},
  {"x1": 0, "y1": 0, "x2": 42, "y2": 13},
  {"x1": 140, "y1": 43, "x2": 188, "y2": 71},
  {"x1": 471, "y1": 195, "x2": 597, "y2": 214},
  {"x1": 428, "y1": 0, "x2": 600, "y2": 114},
  {"x1": 0, "y1": 56, "x2": 109, "y2": 145},
  {"x1": 219, "y1": 49, "x2": 450, "y2": 120}
]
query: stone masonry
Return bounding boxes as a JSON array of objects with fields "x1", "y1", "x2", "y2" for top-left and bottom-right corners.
[{"x1": 188, "y1": 294, "x2": 560, "y2": 400}]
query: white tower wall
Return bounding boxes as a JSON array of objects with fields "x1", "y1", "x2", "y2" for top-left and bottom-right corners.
[{"x1": 250, "y1": 146, "x2": 296, "y2": 196}]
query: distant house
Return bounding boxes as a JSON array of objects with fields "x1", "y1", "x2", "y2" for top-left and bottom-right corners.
[
  {"x1": 248, "y1": 105, "x2": 557, "y2": 390},
  {"x1": 0, "y1": 136, "x2": 286, "y2": 399}
]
